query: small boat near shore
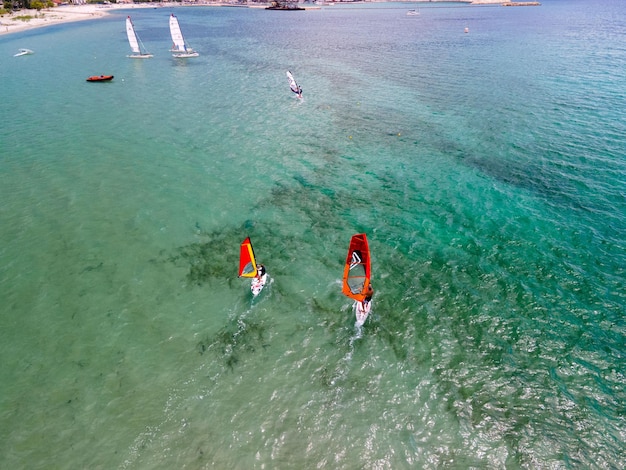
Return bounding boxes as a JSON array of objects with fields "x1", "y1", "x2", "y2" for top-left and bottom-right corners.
[
  {"x1": 502, "y1": 2, "x2": 541, "y2": 6},
  {"x1": 86, "y1": 75, "x2": 114, "y2": 82},
  {"x1": 406, "y1": 9, "x2": 420, "y2": 16},
  {"x1": 266, "y1": 1, "x2": 304, "y2": 10},
  {"x1": 14, "y1": 48, "x2": 34, "y2": 57}
]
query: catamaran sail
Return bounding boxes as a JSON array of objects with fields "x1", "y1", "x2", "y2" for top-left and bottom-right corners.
[
  {"x1": 169, "y1": 14, "x2": 199, "y2": 58},
  {"x1": 342, "y1": 233, "x2": 371, "y2": 302},
  {"x1": 126, "y1": 16, "x2": 153, "y2": 59},
  {"x1": 239, "y1": 237, "x2": 258, "y2": 278},
  {"x1": 286, "y1": 70, "x2": 302, "y2": 97}
]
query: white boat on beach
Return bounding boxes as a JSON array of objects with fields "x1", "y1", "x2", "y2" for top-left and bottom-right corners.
[
  {"x1": 14, "y1": 48, "x2": 34, "y2": 57},
  {"x1": 169, "y1": 14, "x2": 199, "y2": 58},
  {"x1": 126, "y1": 16, "x2": 153, "y2": 59}
]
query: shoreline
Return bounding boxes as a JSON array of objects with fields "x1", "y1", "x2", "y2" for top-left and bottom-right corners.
[
  {"x1": 1, "y1": 3, "x2": 263, "y2": 37},
  {"x1": 0, "y1": 2, "x2": 231, "y2": 37},
  {"x1": 0, "y1": 0, "x2": 536, "y2": 38},
  {"x1": 0, "y1": 4, "x2": 155, "y2": 37}
]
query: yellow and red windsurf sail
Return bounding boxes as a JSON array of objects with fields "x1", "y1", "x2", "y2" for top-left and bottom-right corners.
[
  {"x1": 239, "y1": 237, "x2": 258, "y2": 278},
  {"x1": 342, "y1": 233, "x2": 371, "y2": 302}
]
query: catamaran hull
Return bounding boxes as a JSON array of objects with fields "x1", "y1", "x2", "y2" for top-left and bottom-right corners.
[
  {"x1": 172, "y1": 51, "x2": 199, "y2": 58},
  {"x1": 128, "y1": 54, "x2": 153, "y2": 59}
]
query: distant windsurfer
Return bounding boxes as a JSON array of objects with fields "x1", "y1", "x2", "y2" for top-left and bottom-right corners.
[
  {"x1": 287, "y1": 70, "x2": 302, "y2": 99},
  {"x1": 290, "y1": 84, "x2": 302, "y2": 99}
]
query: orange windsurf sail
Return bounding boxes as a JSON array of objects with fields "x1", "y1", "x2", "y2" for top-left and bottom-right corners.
[{"x1": 342, "y1": 233, "x2": 371, "y2": 302}]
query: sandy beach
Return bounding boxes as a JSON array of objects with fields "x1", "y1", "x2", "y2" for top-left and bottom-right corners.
[
  {"x1": 0, "y1": 3, "x2": 162, "y2": 37},
  {"x1": 0, "y1": 0, "x2": 517, "y2": 37}
]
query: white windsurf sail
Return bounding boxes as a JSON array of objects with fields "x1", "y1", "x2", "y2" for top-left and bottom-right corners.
[{"x1": 286, "y1": 70, "x2": 301, "y2": 96}]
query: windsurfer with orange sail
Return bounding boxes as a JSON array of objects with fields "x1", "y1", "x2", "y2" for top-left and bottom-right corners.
[
  {"x1": 238, "y1": 237, "x2": 268, "y2": 296},
  {"x1": 342, "y1": 233, "x2": 373, "y2": 326}
]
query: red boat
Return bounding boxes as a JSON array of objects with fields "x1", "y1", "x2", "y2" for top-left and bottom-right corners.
[{"x1": 86, "y1": 75, "x2": 114, "y2": 82}]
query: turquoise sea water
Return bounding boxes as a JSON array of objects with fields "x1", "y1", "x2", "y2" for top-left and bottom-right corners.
[{"x1": 1, "y1": 1, "x2": 625, "y2": 468}]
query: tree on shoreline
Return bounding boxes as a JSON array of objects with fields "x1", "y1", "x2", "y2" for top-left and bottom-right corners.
[
  {"x1": 5, "y1": 0, "x2": 31, "y2": 11},
  {"x1": 3, "y1": 0, "x2": 54, "y2": 11}
]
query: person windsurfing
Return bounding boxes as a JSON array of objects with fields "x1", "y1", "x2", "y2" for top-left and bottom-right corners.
[
  {"x1": 251, "y1": 263, "x2": 267, "y2": 296},
  {"x1": 361, "y1": 283, "x2": 374, "y2": 310},
  {"x1": 239, "y1": 238, "x2": 268, "y2": 296},
  {"x1": 287, "y1": 70, "x2": 303, "y2": 99}
]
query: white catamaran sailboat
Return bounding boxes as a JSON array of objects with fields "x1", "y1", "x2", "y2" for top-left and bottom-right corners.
[
  {"x1": 126, "y1": 16, "x2": 153, "y2": 59},
  {"x1": 169, "y1": 14, "x2": 199, "y2": 58}
]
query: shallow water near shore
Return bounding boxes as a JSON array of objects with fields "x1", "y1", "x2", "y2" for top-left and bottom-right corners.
[{"x1": 1, "y1": 1, "x2": 625, "y2": 468}]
